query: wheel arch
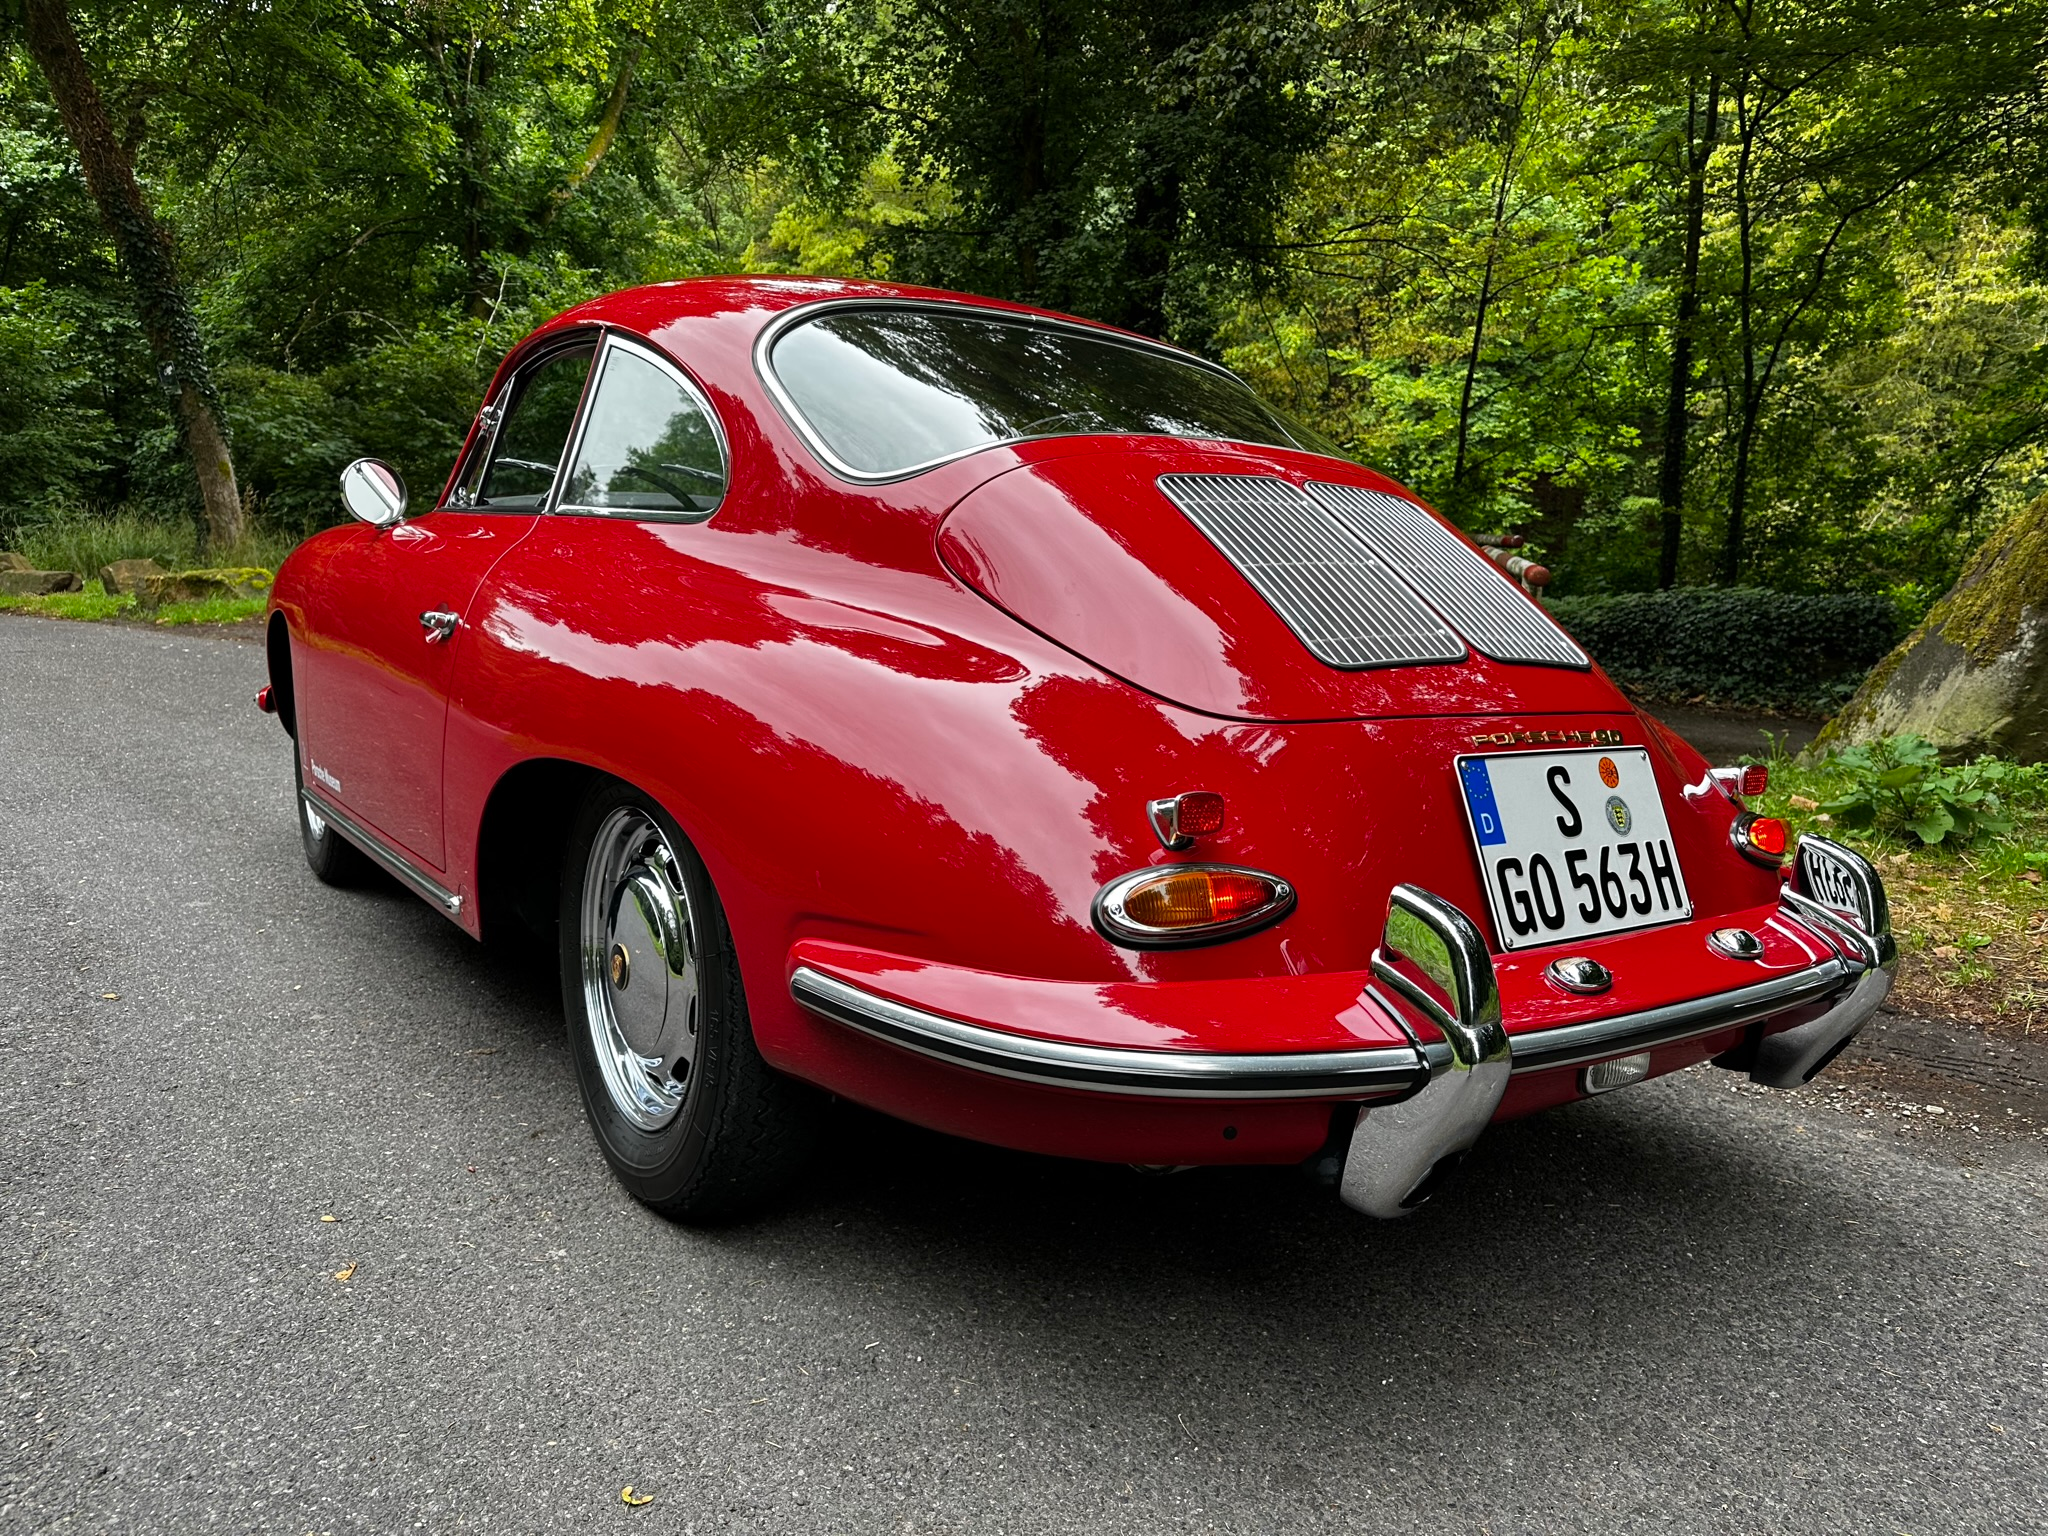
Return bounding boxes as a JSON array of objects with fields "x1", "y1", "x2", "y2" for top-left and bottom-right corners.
[
  {"x1": 265, "y1": 611, "x2": 298, "y2": 738},
  {"x1": 472, "y1": 756, "x2": 607, "y2": 951}
]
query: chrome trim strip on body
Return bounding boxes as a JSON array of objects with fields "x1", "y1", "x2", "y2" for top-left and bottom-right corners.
[
  {"x1": 752, "y1": 297, "x2": 1319, "y2": 486},
  {"x1": 1505, "y1": 955, "x2": 1854, "y2": 1073},
  {"x1": 299, "y1": 789, "x2": 463, "y2": 916},
  {"x1": 1157, "y1": 474, "x2": 1468, "y2": 670},
  {"x1": 789, "y1": 965, "x2": 1427, "y2": 1100}
]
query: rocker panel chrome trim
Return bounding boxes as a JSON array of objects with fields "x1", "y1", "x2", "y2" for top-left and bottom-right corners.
[
  {"x1": 789, "y1": 966, "x2": 1427, "y2": 1099},
  {"x1": 299, "y1": 789, "x2": 463, "y2": 916}
]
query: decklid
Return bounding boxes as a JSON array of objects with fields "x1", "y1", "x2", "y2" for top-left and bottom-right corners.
[{"x1": 938, "y1": 446, "x2": 1628, "y2": 722}]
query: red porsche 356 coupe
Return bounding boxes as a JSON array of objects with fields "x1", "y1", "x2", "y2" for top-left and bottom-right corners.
[{"x1": 263, "y1": 276, "x2": 1895, "y2": 1220}]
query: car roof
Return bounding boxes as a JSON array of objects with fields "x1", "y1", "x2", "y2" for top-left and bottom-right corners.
[{"x1": 523, "y1": 275, "x2": 1178, "y2": 358}]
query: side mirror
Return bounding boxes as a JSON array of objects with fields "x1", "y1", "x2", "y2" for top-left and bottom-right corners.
[{"x1": 340, "y1": 458, "x2": 408, "y2": 527}]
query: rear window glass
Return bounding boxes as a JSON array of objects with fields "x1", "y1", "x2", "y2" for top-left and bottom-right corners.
[{"x1": 767, "y1": 307, "x2": 1323, "y2": 477}]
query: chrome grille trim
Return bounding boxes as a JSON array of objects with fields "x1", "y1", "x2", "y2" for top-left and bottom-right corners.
[
  {"x1": 1157, "y1": 473, "x2": 1466, "y2": 670},
  {"x1": 1303, "y1": 481, "x2": 1589, "y2": 668}
]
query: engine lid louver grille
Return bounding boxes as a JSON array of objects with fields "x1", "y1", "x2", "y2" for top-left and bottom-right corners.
[
  {"x1": 1156, "y1": 474, "x2": 1466, "y2": 670},
  {"x1": 1155, "y1": 473, "x2": 1588, "y2": 672},
  {"x1": 1302, "y1": 481, "x2": 1588, "y2": 668}
]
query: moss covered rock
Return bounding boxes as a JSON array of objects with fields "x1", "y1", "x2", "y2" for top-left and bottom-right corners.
[
  {"x1": 99, "y1": 557, "x2": 167, "y2": 596},
  {"x1": 135, "y1": 566, "x2": 272, "y2": 613},
  {"x1": 1817, "y1": 491, "x2": 2048, "y2": 762},
  {"x1": 0, "y1": 568, "x2": 83, "y2": 595}
]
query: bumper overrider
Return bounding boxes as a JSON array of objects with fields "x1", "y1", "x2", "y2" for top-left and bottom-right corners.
[{"x1": 788, "y1": 835, "x2": 1895, "y2": 1219}]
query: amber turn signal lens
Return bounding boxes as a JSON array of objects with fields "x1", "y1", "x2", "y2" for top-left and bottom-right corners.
[
  {"x1": 1094, "y1": 864, "x2": 1296, "y2": 948},
  {"x1": 1122, "y1": 869, "x2": 1275, "y2": 929}
]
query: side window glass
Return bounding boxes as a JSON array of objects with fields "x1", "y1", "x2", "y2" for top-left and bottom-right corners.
[
  {"x1": 473, "y1": 344, "x2": 596, "y2": 508},
  {"x1": 560, "y1": 347, "x2": 727, "y2": 517}
]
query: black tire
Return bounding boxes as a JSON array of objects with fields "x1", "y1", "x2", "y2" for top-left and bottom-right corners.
[
  {"x1": 558, "y1": 779, "x2": 819, "y2": 1221},
  {"x1": 296, "y1": 752, "x2": 375, "y2": 886}
]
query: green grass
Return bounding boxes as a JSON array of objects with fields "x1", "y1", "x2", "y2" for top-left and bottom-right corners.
[
  {"x1": 1752, "y1": 733, "x2": 2048, "y2": 1034},
  {"x1": 154, "y1": 594, "x2": 269, "y2": 626},
  {"x1": 0, "y1": 579, "x2": 132, "y2": 620},
  {"x1": 0, "y1": 578, "x2": 266, "y2": 628},
  {"x1": 4, "y1": 505, "x2": 301, "y2": 577}
]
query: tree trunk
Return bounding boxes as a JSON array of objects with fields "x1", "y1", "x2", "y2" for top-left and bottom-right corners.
[
  {"x1": 22, "y1": 0, "x2": 244, "y2": 550},
  {"x1": 1816, "y1": 492, "x2": 2048, "y2": 763},
  {"x1": 1657, "y1": 72, "x2": 1717, "y2": 588},
  {"x1": 1720, "y1": 69, "x2": 1758, "y2": 586}
]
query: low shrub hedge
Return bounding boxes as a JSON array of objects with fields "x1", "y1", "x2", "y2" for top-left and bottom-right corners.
[{"x1": 1545, "y1": 587, "x2": 1904, "y2": 714}]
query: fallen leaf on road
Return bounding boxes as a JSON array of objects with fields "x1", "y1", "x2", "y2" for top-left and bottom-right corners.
[
  {"x1": 101, "y1": 993, "x2": 120, "y2": 1001},
  {"x1": 320, "y1": 1214, "x2": 338, "y2": 1223},
  {"x1": 1788, "y1": 794, "x2": 1820, "y2": 812},
  {"x1": 621, "y1": 1487, "x2": 652, "y2": 1507},
  {"x1": 334, "y1": 1261, "x2": 357, "y2": 1282}
]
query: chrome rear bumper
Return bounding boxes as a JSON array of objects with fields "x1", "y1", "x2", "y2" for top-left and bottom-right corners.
[{"x1": 787, "y1": 837, "x2": 1895, "y2": 1218}]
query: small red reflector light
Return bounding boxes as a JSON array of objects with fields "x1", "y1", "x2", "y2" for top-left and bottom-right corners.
[
  {"x1": 1740, "y1": 765, "x2": 1769, "y2": 796},
  {"x1": 255, "y1": 685, "x2": 276, "y2": 714},
  {"x1": 1745, "y1": 816, "x2": 1788, "y2": 857},
  {"x1": 1173, "y1": 792, "x2": 1225, "y2": 838}
]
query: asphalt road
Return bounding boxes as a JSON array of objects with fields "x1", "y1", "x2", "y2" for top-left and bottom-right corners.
[{"x1": 3, "y1": 615, "x2": 2043, "y2": 1536}]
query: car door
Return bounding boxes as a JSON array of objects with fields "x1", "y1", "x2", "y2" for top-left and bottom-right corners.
[{"x1": 295, "y1": 337, "x2": 598, "y2": 870}]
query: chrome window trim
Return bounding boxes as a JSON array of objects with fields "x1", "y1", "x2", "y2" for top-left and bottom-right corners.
[
  {"x1": 548, "y1": 330, "x2": 732, "y2": 524},
  {"x1": 789, "y1": 966, "x2": 1427, "y2": 1100},
  {"x1": 448, "y1": 327, "x2": 606, "y2": 513},
  {"x1": 299, "y1": 788, "x2": 462, "y2": 916},
  {"x1": 752, "y1": 297, "x2": 1321, "y2": 485}
]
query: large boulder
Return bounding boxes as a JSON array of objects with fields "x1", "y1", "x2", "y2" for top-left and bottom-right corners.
[
  {"x1": 99, "y1": 557, "x2": 168, "y2": 597},
  {"x1": 1817, "y1": 492, "x2": 2048, "y2": 762},
  {"x1": 0, "y1": 552, "x2": 33, "y2": 572},
  {"x1": 0, "y1": 569, "x2": 84, "y2": 596},
  {"x1": 135, "y1": 566, "x2": 272, "y2": 614}
]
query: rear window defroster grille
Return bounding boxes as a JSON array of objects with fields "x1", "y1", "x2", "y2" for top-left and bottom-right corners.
[{"x1": 1156, "y1": 474, "x2": 1466, "y2": 670}]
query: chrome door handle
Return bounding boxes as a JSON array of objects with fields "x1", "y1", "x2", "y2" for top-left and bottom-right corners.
[{"x1": 420, "y1": 609, "x2": 459, "y2": 644}]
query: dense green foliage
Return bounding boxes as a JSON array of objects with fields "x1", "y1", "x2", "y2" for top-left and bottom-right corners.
[
  {"x1": 1814, "y1": 732, "x2": 2044, "y2": 845},
  {"x1": 1547, "y1": 587, "x2": 1903, "y2": 710},
  {"x1": 2, "y1": 0, "x2": 2045, "y2": 617}
]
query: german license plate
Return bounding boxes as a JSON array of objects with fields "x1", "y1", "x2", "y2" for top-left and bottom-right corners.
[{"x1": 1455, "y1": 748, "x2": 1692, "y2": 951}]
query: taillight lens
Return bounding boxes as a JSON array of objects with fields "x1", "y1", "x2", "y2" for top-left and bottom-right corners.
[
  {"x1": 1094, "y1": 864, "x2": 1295, "y2": 948},
  {"x1": 1732, "y1": 812, "x2": 1788, "y2": 865},
  {"x1": 1146, "y1": 790, "x2": 1227, "y2": 849},
  {"x1": 1713, "y1": 764, "x2": 1770, "y2": 801}
]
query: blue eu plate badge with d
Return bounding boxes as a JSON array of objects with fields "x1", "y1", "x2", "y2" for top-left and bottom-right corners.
[{"x1": 1459, "y1": 758, "x2": 1507, "y2": 847}]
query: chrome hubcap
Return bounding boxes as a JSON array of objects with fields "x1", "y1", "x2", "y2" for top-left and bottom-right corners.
[
  {"x1": 579, "y1": 807, "x2": 700, "y2": 1131},
  {"x1": 303, "y1": 796, "x2": 327, "y2": 839}
]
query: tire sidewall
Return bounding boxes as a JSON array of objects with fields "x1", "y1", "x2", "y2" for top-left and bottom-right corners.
[{"x1": 558, "y1": 781, "x2": 740, "y2": 1201}]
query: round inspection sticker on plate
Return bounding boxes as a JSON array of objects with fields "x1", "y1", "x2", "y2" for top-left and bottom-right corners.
[{"x1": 1454, "y1": 747, "x2": 1692, "y2": 950}]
